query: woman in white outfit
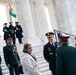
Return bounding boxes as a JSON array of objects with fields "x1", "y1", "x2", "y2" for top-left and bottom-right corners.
[{"x1": 22, "y1": 44, "x2": 42, "y2": 75}]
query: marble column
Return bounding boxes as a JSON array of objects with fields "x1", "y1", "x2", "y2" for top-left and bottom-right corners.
[
  {"x1": 5, "y1": 4, "x2": 11, "y2": 23},
  {"x1": 46, "y1": 0, "x2": 60, "y2": 30},
  {"x1": 36, "y1": 0, "x2": 50, "y2": 44},
  {"x1": 14, "y1": 0, "x2": 42, "y2": 46},
  {"x1": 29, "y1": 1, "x2": 41, "y2": 39},
  {"x1": 54, "y1": 0, "x2": 72, "y2": 33},
  {"x1": 47, "y1": 0, "x2": 72, "y2": 44}
]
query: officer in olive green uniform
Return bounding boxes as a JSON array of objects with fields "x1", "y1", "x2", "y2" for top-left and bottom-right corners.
[
  {"x1": 0, "y1": 55, "x2": 2, "y2": 75},
  {"x1": 3, "y1": 36, "x2": 20, "y2": 75},
  {"x1": 43, "y1": 32, "x2": 59, "y2": 75},
  {"x1": 56, "y1": 33, "x2": 76, "y2": 75}
]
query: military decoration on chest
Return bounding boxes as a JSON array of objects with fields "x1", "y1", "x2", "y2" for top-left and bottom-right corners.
[
  {"x1": 13, "y1": 46, "x2": 18, "y2": 55},
  {"x1": 48, "y1": 47, "x2": 51, "y2": 52},
  {"x1": 16, "y1": 27, "x2": 19, "y2": 30},
  {"x1": 48, "y1": 47, "x2": 53, "y2": 55},
  {"x1": 4, "y1": 29, "x2": 6, "y2": 32}
]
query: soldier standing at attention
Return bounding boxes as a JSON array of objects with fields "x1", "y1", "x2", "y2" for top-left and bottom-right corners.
[
  {"x1": 15, "y1": 22, "x2": 23, "y2": 44},
  {"x1": 9, "y1": 22, "x2": 16, "y2": 44},
  {"x1": 3, "y1": 36, "x2": 20, "y2": 75},
  {"x1": 3, "y1": 23, "x2": 9, "y2": 44},
  {"x1": 43, "y1": 32, "x2": 59, "y2": 75},
  {"x1": 0, "y1": 55, "x2": 2, "y2": 75},
  {"x1": 56, "y1": 33, "x2": 76, "y2": 75}
]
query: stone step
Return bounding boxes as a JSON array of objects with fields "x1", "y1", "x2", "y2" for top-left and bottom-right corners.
[
  {"x1": 40, "y1": 66, "x2": 49, "y2": 72},
  {"x1": 42, "y1": 71, "x2": 52, "y2": 75},
  {"x1": 38, "y1": 63, "x2": 49, "y2": 69}
]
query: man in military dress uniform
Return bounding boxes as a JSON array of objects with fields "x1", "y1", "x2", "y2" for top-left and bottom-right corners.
[
  {"x1": 56, "y1": 33, "x2": 76, "y2": 75},
  {"x1": 3, "y1": 36, "x2": 20, "y2": 75},
  {"x1": 3, "y1": 23, "x2": 9, "y2": 44},
  {"x1": 43, "y1": 32, "x2": 59, "y2": 75},
  {"x1": 9, "y1": 22, "x2": 16, "y2": 44},
  {"x1": 15, "y1": 22, "x2": 23, "y2": 44},
  {"x1": 0, "y1": 55, "x2": 2, "y2": 75}
]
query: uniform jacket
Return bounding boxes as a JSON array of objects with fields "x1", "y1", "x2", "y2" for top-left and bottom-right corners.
[
  {"x1": 56, "y1": 44, "x2": 76, "y2": 75},
  {"x1": 43, "y1": 42, "x2": 58, "y2": 70},
  {"x1": 15, "y1": 25, "x2": 23, "y2": 38},
  {"x1": 9, "y1": 25, "x2": 15, "y2": 39},
  {"x1": 22, "y1": 53, "x2": 41, "y2": 75},
  {"x1": 3, "y1": 27, "x2": 9, "y2": 40},
  {"x1": 3, "y1": 45, "x2": 20, "y2": 65}
]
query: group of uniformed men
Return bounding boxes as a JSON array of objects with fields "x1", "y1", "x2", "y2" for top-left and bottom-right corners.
[
  {"x1": 0, "y1": 22, "x2": 23, "y2": 75},
  {"x1": 3, "y1": 22, "x2": 23, "y2": 44},
  {"x1": 43, "y1": 32, "x2": 76, "y2": 75},
  {"x1": 0, "y1": 31, "x2": 76, "y2": 75}
]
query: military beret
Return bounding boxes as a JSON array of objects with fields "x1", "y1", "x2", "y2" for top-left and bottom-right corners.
[
  {"x1": 58, "y1": 33, "x2": 70, "y2": 41},
  {"x1": 6, "y1": 36, "x2": 12, "y2": 40},
  {"x1": 45, "y1": 32, "x2": 54, "y2": 37}
]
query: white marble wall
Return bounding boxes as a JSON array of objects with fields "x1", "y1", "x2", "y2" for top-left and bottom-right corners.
[{"x1": 65, "y1": 0, "x2": 76, "y2": 35}]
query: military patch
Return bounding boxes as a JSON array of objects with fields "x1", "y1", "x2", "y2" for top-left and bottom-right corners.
[
  {"x1": 13, "y1": 46, "x2": 18, "y2": 55},
  {"x1": 13, "y1": 49, "x2": 18, "y2": 55}
]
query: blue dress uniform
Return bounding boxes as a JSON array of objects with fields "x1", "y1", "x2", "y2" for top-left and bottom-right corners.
[
  {"x1": 3, "y1": 23, "x2": 9, "y2": 44},
  {"x1": 15, "y1": 22, "x2": 23, "y2": 44},
  {"x1": 56, "y1": 33, "x2": 76, "y2": 75},
  {"x1": 3, "y1": 43, "x2": 20, "y2": 75},
  {"x1": 0, "y1": 56, "x2": 2, "y2": 75},
  {"x1": 9, "y1": 22, "x2": 16, "y2": 44},
  {"x1": 43, "y1": 32, "x2": 59, "y2": 75}
]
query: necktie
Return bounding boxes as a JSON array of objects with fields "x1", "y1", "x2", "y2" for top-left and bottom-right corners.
[
  {"x1": 52, "y1": 43, "x2": 53, "y2": 46},
  {"x1": 50, "y1": 42, "x2": 54, "y2": 46}
]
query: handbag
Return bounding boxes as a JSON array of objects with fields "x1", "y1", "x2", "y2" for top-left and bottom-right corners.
[{"x1": 19, "y1": 65, "x2": 24, "y2": 74}]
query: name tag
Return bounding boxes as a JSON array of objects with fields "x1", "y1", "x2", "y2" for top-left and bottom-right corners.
[{"x1": 49, "y1": 52, "x2": 53, "y2": 55}]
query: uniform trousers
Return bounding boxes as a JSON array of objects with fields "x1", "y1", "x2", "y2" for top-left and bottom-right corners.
[{"x1": 9, "y1": 64, "x2": 20, "y2": 75}]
